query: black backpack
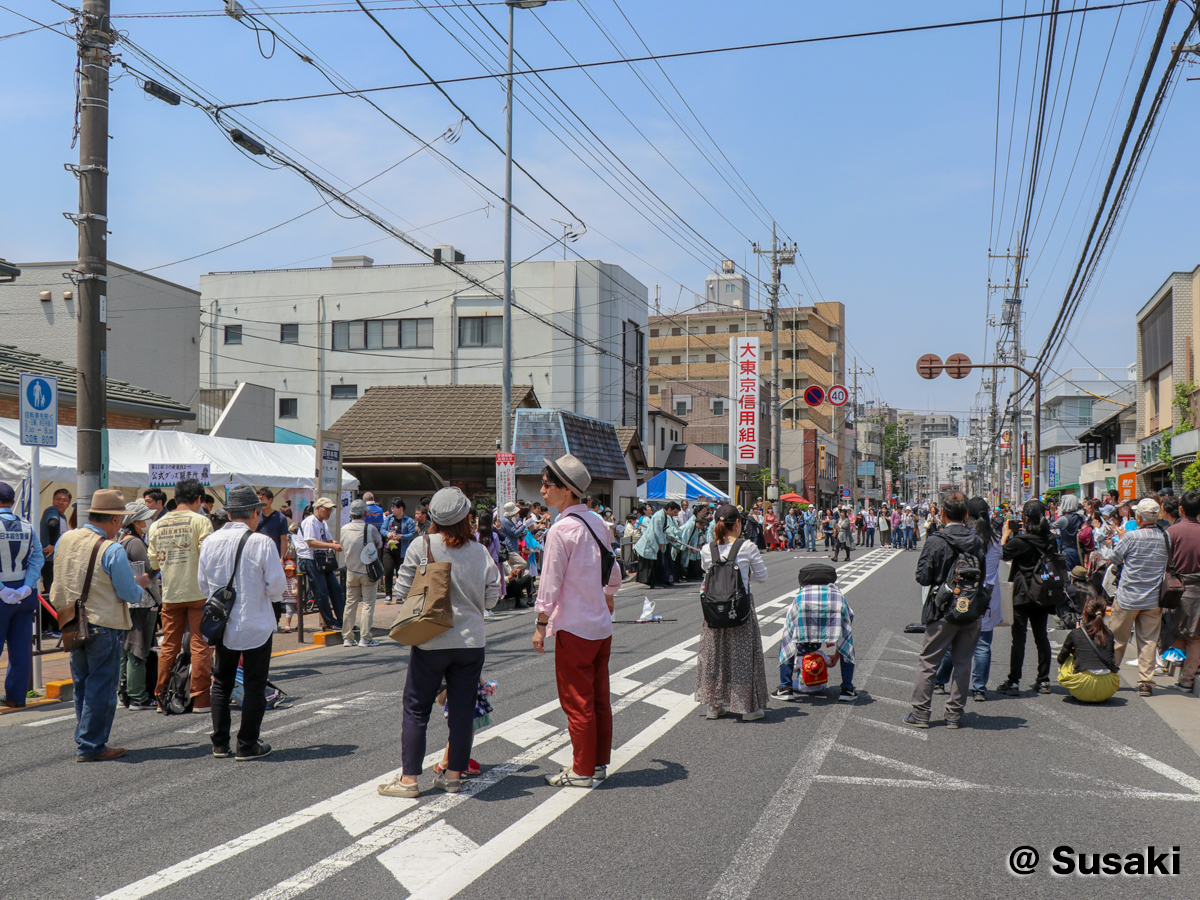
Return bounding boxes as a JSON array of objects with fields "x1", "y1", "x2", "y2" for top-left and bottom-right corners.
[
  {"x1": 936, "y1": 546, "x2": 987, "y2": 625},
  {"x1": 700, "y1": 539, "x2": 753, "y2": 628},
  {"x1": 1027, "y1": 546, "x2": 1068, "y2": 608},
  {"x1": 159, "y1": 644, "x2": 193, "y2": 716}
]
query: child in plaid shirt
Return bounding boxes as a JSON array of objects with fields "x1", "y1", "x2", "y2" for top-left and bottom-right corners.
[{"x1": 775, "y1": 563, "x2": 857, "y2": 702}]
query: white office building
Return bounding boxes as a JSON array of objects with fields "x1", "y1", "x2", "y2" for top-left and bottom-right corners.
[{"x1": 199, "y1": 251, "x2": 649, "y2": 438}]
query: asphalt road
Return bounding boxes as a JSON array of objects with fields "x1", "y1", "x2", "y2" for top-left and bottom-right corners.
[{"x1": 3, "y1": 546, "x2": 1199, "y2": 900}]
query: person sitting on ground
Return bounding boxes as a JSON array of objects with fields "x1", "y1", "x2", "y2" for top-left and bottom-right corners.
[
  {"x1": 503, "y1": 556, "x2": 534, "y2": 606},
  {"x1": 775, "y1": 562, "x2": 857, "y2": 703},
  {"x1": 1056, "y1": 588, "x2": 1120, "y2": 703}
]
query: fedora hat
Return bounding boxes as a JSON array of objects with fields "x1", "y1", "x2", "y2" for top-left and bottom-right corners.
[
  {"x1": 543, "y1": 453, "x2": 591, "y2": 498},
  {"x1": 88, "y1": 489, "x2": 129, "y2": 515},
  {"x1": 226, "y1": 485, "x2": 265, "y2": 516}
]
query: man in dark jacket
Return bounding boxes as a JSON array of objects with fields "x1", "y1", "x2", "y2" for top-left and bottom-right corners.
[
  {"x1": 998, "y1": 500, "x2": 1063, "y2": 695},
  {"x1": 905, "y1": 492, "x2": 986, "y2": 730}
]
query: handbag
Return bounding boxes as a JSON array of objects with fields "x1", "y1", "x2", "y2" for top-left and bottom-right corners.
[
  {"x1": 200, "y1": 530, "x2": 252, "y2": 647},
  {"x1": 389, "y1": 534, "x2": 454, "y2": 645},
  {"x1": 360, "y1": 526, "x2": 385, "y2": 581},
  {"x1": 60, "y1": 536, "x2": 106, "y2": 652},
  {"x1": 1159, "y1": 530, "x2": 1184, "y2": 610},
  {"x1": 309, "y1": 519, "x2": 339, "y2": 573}
]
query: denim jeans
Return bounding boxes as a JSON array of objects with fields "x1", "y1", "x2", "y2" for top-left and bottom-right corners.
[
  {"x1": 902, "y1": 526, "x2": 913, "y2": 549},
  {"x1": 935, "y1": 628, "x2": 994, "y2": 693},
  {"x1": 300, "y1": 559, "x2": 345, "y2": 629},
  {"x1": 865, "y1": 528, "x2": 875, "y2": 548},
  {"x1": 804, "y1": 525, "x2": 817, "y2": 551},
  {"x1": 779, "y1": 657, "x2": 854, "y2": 691},
  {"x1": 71, "y1": 626, "x2": 124, "y2": 757}
]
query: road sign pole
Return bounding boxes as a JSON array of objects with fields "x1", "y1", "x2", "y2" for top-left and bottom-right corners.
[{"x1": 30, "y1": 445, "x2": 41, "y2": 693}]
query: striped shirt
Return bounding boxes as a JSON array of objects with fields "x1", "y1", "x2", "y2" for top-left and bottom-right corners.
[{"x1": 1102, "y1": 524, "x2": 1170, "y2": 611}]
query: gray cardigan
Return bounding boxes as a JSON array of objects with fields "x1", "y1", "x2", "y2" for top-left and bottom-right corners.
[{"x1": 392, "y1": 533, "x2": 502, "y2": 650}]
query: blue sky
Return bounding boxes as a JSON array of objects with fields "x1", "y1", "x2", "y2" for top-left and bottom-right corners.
[{"x1": 2, "y1": 1, "x2": 1197, "y2": 420}]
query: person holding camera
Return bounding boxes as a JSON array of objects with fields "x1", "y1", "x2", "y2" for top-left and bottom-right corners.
[{"x1": 997, "y1": 500, "x2": 1062, "y2": 696}]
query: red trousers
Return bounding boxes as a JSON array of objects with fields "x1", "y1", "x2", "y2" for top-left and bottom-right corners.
[{"x1": 554, "y1": 630, "x2": 612, "y2": 778}]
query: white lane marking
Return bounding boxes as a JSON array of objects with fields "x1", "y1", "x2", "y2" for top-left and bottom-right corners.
[
  {"x1": 891, "y1": 634, "x2": 923, "y2": 650},
  {"x1": 175, "y1": 696, "x2": 342, "y2": 734},
  {"x1": 875, "y1": 660, "x2": 916, "y2": 672},
  {"x1": 834, "y1": 744, "x2": 969, "y2": 785},
  {"x1": 21, "y1": 713, "x2": 76, "y2": 727},
  {"x1": 849, "y1": 716, "x2": 928, "y2": 741},
  {"x1": 377, "y1": 821, "x2": 479, "y2": 893},
  {"x1": 493, "y1": 718, "x2": 558, "y2": 749},
  {"x1": 1027, "y1": 702, "x2": 1200, "y2": 794},
  {"x1": 809, "y1": 775, "x2": 1200, "y2": 801},
  {"x1": 643, "y1": 687, "x2": 693, "y2": 710},
  {"x1": 889, "y1": 647, "x2": 920, "y2": 656},
  {"x1": 261, "y1": 712, "x2": 344, "y2": 738},
  {"x1": 865, "y1": 694, "x2": 910, "y2": 708},
  {"x1": 865, "y1": 673, "x2": 913, "y2": 688},
  {"x1": 706, "y1": 628, "x2": 893, "y2": 900},
  {"x1": 608, "y1": 675, "x2": 642, "y2": 695},
  {"x1": 406, "y1": 692, "x2": 699, "y2": 900}
]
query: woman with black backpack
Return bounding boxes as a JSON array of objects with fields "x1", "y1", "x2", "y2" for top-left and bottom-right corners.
[
  {"x1": 997, "y1": 500, "x2": 1064, "y2": 696},
  {"x1": 696, "y1": 505, "x2": 770, "y2": 721}
]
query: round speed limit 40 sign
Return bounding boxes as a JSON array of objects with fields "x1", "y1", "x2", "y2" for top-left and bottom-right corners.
[{"x1": 828, "y1": 384, "x2": 849, "y2": 407}]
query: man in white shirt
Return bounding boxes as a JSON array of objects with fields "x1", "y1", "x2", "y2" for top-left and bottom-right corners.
[
  {"x1": 297, "y1": 497, "x2": 345, "y2": 630},
  {"x1": 197, "y1": 485, "x2": 285, "y2": 761},
  {"x1": 676, "y1": 500, "x2": 692, "y2": 527}
]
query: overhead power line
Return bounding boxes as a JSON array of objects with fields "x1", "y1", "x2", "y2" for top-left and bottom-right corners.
[{"x1": 216, "y1": 1, "x2": 1160, "y2": 112}]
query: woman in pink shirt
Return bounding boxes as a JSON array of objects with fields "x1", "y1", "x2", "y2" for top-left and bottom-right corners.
[{"x1": 533, "y1": 453, "x2": 622, "y2": 789}]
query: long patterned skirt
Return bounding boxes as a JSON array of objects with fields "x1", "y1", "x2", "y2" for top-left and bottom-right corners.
[{"x1": 695, "y1": 603, "x2": 770, "y2": 714}]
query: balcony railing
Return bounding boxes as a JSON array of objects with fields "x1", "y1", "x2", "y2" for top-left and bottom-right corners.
[{"x1": 198, "y1": 388, "x2": 236, "y2": 434}]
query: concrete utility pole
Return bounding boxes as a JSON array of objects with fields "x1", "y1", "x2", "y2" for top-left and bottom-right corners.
[
  {"x1": 754, "y1": 223, "x2": 794, "y2": 519},
  {"x1": 989, "y1": 242, "x2": 1028, "y2": 504},
  {"x1": 502, "y1": 0, "x2": 549, "y2": 456},
  {"x1": 72, "y1": 0, "x2": 114, "y2": 511},
  {"x1": 849, "y1": 359, "x2": 873, "y2": 511}
]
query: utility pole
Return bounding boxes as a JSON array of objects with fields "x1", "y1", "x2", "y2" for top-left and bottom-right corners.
[
  {"x1": 989, "y1": 241, "x2": 1028, "y2": 504},
  {"x1": 849, "y1": 359, "x2": 873, "y2": 512},
  {"x1": 754, "y1": 223, "x2": 794, "y2": 519},
  {"x1": 71, "y1": 0, "x2": 114, "y2": 511}
]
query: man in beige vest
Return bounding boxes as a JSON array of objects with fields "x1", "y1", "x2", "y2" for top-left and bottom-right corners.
[{"x1": 51, "y1": 490, "x2": 150, "y2": 761}]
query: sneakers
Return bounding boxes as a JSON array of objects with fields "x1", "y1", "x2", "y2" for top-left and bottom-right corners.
[
  {"x1": 212, "y1": 746, "x2": 233, "y2": 759},
  {"x1": 235, "y1": 742, "x2": 272, "y2": 761},
  {"x1": 360, "y1": 638, "x2": 380, "y2": 647},
  {"x1": 706, "y1": 706, "x2": 727, "y2": 720},
  {"x1": 901, "y1": 713, "x2": 929, "y2": 729},
  {"x1": 545, "y1": 767, "x2": 592, "y2": 788},
  {"x1": 593, "y1": 765, "x2": 607, "y2": 782},
  {"x1": 945, "y1": 719, "x2": 961, "y2": 730},
  {"x1": 192, "y1": 706, "x2": 211, "y2": 714},
  {"x1": 838, "y1": 686, "x2": 858, "y2": 703},
  {"x1": 771, "y1": 686, "x2": 795, "y2": 701},
  {"x1": 932, "y1": 683, "x2": 948, "y2": 695},
  {"x1": 377, "y1": 776, "x2": 419, "y2": 798},
  {"x1": 128, "y1": 699, "x2": 157, "y2": 711},
  {"x1": 433, "y1": 771, "x2": 462, "y2": 793},
  {"x1": 342, "y1": 639, "x2": 358, "y2": 648},
  {"x1": 1170, "y1": 681, "x2": 1195, "y2": 692},
  {"x1": 997, "y1": 680, "x2": 1020, "y2": 696},
  {"x1": 1138, "y1": 681, "x2": 1154, "y2": 697},
  {"x1": 1036, "y1": 680, "x2": 1052, "y2": 695},
  {"x1": 743, "y1": 709, "x2": 765, "y2": 721},
  {"x1": 971, "y1": 690, "x2": 987, "y2": 702}
]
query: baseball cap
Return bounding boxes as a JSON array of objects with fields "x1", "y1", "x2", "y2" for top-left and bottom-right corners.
[
  {"x1": 1134, "y1": 497, "x2": 1160, "y2": 521},
  {"x1": 313, "y1": 497, "x2": 335, "y2": 510}
]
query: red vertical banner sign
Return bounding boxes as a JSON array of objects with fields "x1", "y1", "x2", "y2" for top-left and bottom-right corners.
[
  {"x1": 496, "y1": 452, "x2": 516, "y2": 510},
  {"x1": 733, "y1": 336, "x2": 759, "y2": 466}
]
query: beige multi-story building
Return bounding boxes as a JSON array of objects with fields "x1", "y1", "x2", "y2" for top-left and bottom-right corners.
[{"x1": 647, "y1": 270, "x2": 846, "y2": 463}]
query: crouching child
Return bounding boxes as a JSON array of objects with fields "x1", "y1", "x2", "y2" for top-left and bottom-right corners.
[{"x1": 775, "y1": 563, "x2": 857, "y2": 702}]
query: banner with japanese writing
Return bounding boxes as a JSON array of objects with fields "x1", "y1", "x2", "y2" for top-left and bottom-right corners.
[{"x1": 730, "y1": 335, "x2": 759, "y2": 465}]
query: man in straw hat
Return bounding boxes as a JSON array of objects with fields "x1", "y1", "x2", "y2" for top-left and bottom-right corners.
[
  {"x1": 533, "y1": 454, "x2": 622, "y2": 788},
  {"x1": 50, "y1": 489, "x2": 151, "y2": 761},
  {"x1": 198, "y1": 485, "x2": 285, "y2": 760}
]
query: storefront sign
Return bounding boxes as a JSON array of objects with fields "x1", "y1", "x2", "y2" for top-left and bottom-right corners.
[
  {"x1": 731, "y1": 336, "x2": 759, "y2": 465},
  {"x1": 1118, "y1": 471, "x2": 1136, "y2": 501},
  {"x1": 1048, "y1": 456, "x2": 1058, "y2": 488},
  {"x1": 495, "y1": 452, "x2": 516, "y2": 510}
]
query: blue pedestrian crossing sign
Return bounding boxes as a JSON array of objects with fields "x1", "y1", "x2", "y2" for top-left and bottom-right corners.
[{"x1": 19, "y1": 374, "x2": 58, "y2": 447}]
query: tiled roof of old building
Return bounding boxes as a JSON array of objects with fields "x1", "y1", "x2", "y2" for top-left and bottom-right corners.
[{"x1": 513, "y1": 409, "x2": 629, "y2": 481}]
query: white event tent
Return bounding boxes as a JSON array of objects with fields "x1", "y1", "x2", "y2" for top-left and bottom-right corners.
[{"x1": 0, "y1": 418, "x2": 358, "y2": 494}]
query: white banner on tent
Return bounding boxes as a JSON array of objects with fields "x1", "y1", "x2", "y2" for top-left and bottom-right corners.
[{"x1": 149, "y1": 463, "x2": 210, "y2": 487}]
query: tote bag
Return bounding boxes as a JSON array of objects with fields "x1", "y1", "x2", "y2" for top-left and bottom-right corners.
[{"x1": 388, "y1": 535, "x2": 454, "y2": 646}]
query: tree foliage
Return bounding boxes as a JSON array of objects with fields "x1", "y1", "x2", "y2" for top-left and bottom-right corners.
[{"x1": 881, "y1": 422, "x2": 911, "y2": 474}]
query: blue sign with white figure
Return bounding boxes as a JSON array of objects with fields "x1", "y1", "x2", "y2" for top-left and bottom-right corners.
[{"x1": 19, "y1": 374, "x2": 57, "y2": 447}]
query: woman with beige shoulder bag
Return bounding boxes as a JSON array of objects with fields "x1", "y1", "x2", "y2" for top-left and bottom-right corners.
[{"x1": 378, "y1": 488, "x2": 502, "y2": 799}]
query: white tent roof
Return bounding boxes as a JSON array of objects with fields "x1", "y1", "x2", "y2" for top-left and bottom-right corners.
[{"x1": 0, "y1": 418, "x2": 358, "y2": 490}]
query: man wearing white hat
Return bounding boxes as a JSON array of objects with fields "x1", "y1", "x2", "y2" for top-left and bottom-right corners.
[
  {"x1": 498, "y1": 500, "x2": 527, "y2": 557},
  {"x1": 533, "y1": 454, "x2": 622, "y2": 788},
  {"x1": 50, "y1": 489, "x2": 151, "y2": 761},
  {"x1": 1102, "y1": 496, "x2": 1170, "y2": 696}
]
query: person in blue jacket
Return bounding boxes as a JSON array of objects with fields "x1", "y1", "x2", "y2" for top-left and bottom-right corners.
[{"x1": 0, "y1": 482, "x2": 45, "y2": 708}]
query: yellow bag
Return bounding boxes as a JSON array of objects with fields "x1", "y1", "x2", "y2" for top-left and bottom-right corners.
[{"x1": 389, "y1": 535, "x2": 454, "y2": 646}]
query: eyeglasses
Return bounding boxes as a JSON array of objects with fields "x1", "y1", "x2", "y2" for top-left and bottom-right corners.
[{"x1": 540, "y1": 479, "x2": 558, "y2": 489}]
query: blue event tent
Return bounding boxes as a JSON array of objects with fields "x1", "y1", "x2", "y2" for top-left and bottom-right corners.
[{"x1": 637, "y1": 470, "x2": 730, "y2": 502}]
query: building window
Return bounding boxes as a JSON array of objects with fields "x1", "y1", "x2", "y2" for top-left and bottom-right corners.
[
  {"x1": 713, "y1": 400, "x2": 724, "y2": 416},
  {"x1": 706, "y1": 325, "x2": 717, "y2": 334},
  {"x1": 278, "y1": 397, "x2": 298, "y2": 418},
  {"x1": 649, "y1": 356, "x2": 659, "y2": 366},
  {"x1": 783, "y1": 379, "x2": 793, "y2": 390},
  {"x1": 729, "y1": 324, "x2": 739, "y2": 333},
  {"x1": 649, "y1": 328, "x2": 659, "y2": 338},
  {"x1": 280, "y1": 323, "x2": 299, "y2": 344},
  {"x1": 671, "y1": 327, "x2": 681, "y2": 336},
  {"x1": 458, "y1": 316, "x2": 502, "y2": 348},
  {"x1": 828, "y1": 327, "x2": 839, "y2": 342},
  {"x1": 795, "y1": 349, "x2": 809, "y2": 359},
  {"x1": 706, "y1": 354, "x2": 716, "y2": 364},
  {"x1": 676, "y1": 402, "x2": 687, "y2": 417},
  {"x1": 224, "y1": 324, "x2": 242, "y2": 345},
  {"x1": 689, "y1": 355, "x2": 699, "y2": 364},
  {"x1": 330, "y1": 384, "x2": 358, "y2": 400},
  {"x1": 698, "y1": 442, "x2": 728, "y2": 460},
  {"x1": 763, "y1": 351, "x2": 772, "y2": 361},
  {"x1": 650, "y1": 384, "x2": 659, "y2": 394},
  {"x1": 725, "y1": 283, "x2": 735, "y2": 293},
  {"x1": 783, "y1": 408, "x2": 794, "y2": 419},
  {"x1": 671, "y1": 355, "x2": 681, "y2": 365},
  {"x1": 333, "y1": 318, "x2": 434, "y2": 350}
]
